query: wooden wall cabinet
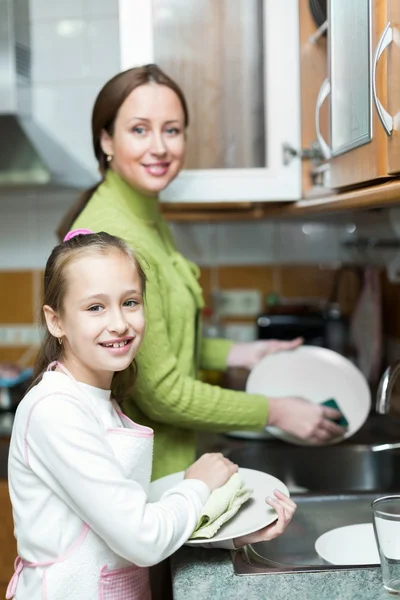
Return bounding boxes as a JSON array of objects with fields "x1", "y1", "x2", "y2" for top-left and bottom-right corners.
[
  {"x1": 126, "y1": 0, "x2": 302, "y2": 204},
  {"x1": 159, "y1": 0, "x2": 400, "y2": 220},
  {"x1": 327, "y1": 0, "x2": 400, "y2": 190}
]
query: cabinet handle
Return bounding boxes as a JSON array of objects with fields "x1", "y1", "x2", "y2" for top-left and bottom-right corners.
[
  {"x1": 315, "y1": 78, "x2": 332, "y2": 159},
  {"x1": 373, "y1": 22, "x2": 393, "y2": 136}
]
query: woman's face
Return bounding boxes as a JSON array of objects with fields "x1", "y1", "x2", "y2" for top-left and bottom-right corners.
[{"x1": 101, "y1": 83, "x2": 186, "y2": 196}]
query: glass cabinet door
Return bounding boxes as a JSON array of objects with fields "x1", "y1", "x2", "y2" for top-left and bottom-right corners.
[{"x1": 119, "y1": 0, "x2": 301, "y2": 202}]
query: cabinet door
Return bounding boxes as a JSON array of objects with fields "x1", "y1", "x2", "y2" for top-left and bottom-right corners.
[
  {"x1": 386, "y1": 0, "x2": 400, "y2": 174},
  {"x1": 0, "y1": 480, "x2": 16, "y2": 584},
  {"x1": 329, "y1": 0, "x2": 389, "y2": 190},
  {"x1": 119, "y1": 0, "x2": 301, "y2": 203}
]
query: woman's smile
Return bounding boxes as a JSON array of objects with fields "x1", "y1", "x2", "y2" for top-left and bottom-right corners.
[{"x1": 142, "y1": 161, "x2": 170, "y2": 177}]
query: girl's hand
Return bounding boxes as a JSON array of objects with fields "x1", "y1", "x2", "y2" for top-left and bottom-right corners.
[
  {"x1": 184, "y1": 453, "x2": 238, "y2": 493},
  {"x1": 227, "y1": 338, "x2": 303, "y2": 371},
  {"x1": 232, "y1": 489, "x2": 296, "y2": 548}
]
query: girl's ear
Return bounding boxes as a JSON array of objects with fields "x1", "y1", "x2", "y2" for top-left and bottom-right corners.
[
  {"x1": 43, "y1": 305, "x2": 64, "y2": 339},
  {"x1": 100, "y1": 129, "x2": 114, "y2": 157}
]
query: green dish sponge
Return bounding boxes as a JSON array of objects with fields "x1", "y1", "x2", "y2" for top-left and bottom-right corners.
[{"x1": 321, "y1": 398, "x2": 349, "y2": 428}]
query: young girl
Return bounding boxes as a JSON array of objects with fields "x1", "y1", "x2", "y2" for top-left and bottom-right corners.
[{"x1": 6, "y1": 230, "x2": 295, "y2": 600}]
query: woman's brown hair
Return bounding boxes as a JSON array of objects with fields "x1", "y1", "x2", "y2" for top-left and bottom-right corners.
[
  {"x1": 57, "y1": 64, "x2": 189, "y2": 240},
  {"x1": 30, "y1": 231, "x2": 146, "y2": 402}
]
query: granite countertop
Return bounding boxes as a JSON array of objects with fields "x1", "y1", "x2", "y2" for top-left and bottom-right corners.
[
  {"x1": 171, "y1": 547, "x2": 390, "y2": 600},
  {"x1": 169, "y1": 416, "x2": 400, "y2": 600}
]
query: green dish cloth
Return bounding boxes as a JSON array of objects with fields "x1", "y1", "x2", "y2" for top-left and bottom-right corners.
[
  {"x1": 321, "y1": 398, "x2": 349, "y2": 428},
  {"x1": 190, "y1": 473, "x2": 253, "y2": 540}
]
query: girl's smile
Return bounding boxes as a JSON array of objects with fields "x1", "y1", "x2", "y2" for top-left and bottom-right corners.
[{"x1": 99, "y1": 336, "x2": 135, "y2": 355}]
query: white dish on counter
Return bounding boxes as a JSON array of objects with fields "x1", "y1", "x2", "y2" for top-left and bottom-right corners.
[
  {"x1": 148, "y1": 467, "x2": 289, "y2": 545},
  {"x1": 315, "y1": 523, "x2": 379, "y2": 565},
  {"x1": 246, "y1": 346, "x2": 371, "y2": 445}
]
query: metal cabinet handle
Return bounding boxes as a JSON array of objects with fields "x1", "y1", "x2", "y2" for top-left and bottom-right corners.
[
  {"x1": 373, "y1": 22, "x2": 393, "y2": 136},
  {"x1": 315, "y1": 78, "x2": 332, "y2": 159}
]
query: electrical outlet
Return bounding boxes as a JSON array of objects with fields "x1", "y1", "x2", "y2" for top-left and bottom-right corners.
[
  {"x1": 223, "y1": 324, "x2": 257, "y2": 342},
  {"x1": 215, "y1": 290, "x2": 262, "y2": 317}
]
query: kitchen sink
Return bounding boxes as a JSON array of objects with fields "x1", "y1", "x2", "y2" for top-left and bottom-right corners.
[
  {"x1": 225, "y1": 443, "x2": 400, "y2": 493},
  {"x1": 233, "y1": 492, "x2": 381, "y2": 575}
]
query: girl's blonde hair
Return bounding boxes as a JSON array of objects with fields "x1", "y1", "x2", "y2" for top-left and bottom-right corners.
[{"x1": 30, "y1": 231, "x2": 146, "y2": 401}]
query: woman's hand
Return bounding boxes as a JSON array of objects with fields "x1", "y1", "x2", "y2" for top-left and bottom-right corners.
[
  {"x1": 184, "y1": 453, "x2": 238, "y2": 493},
  {"x1": 227, "y1": 338, "x2": 303, "y2": 371},
  {"x1": 267, "y1": 396, "x2": 346, "y2": 443},
  {"x1": 233, "y1": 489, "x2": 296, "y2": 548}
]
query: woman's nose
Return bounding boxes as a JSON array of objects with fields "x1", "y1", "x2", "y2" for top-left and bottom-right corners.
[{"x1": 150, "y1": 132, "x2": 167, "y2": 156}]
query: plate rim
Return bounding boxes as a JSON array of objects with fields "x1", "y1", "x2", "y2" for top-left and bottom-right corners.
[
  {"x1": 149, "y1": 467, "x2": 289, "y2": 545},
  {"x1": 246, "y1": 346, "x2": 371, "y2": 446},
  {"x1": 314, "y1": 522, "x2": 379, "y2": 566}
]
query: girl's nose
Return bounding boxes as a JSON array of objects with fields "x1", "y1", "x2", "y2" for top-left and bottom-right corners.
[{"x1": 109, "y1": 311, "x2": 128, "y2": 335}]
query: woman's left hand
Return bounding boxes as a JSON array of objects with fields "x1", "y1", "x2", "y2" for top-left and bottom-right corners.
[
  {"x1": 232, "y1": 489, "x2": 297, "y2": 548},
  {"x1": 226, "y1": 337, "x2": 303, "y2": 370}
]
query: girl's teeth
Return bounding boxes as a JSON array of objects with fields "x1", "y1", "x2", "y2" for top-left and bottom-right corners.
[{"x1": 104, "y1": 341, "x2": 128, "y2": 348}]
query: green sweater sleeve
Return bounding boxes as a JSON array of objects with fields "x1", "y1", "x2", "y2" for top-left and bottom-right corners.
[
  {"x1": 131, "y1": 264, "x2": 268, "y2": 432},
  {"x1": 199, "y1": 337, "x2": 234, "y2": 372}
]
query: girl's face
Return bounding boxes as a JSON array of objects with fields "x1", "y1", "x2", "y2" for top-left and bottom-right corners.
[
  {"x1": 101, "y1": 83, "x2": 186, "y2": 196},
  {"x1": 44, "y1": 250, "x2": 145, "y2": 389}
]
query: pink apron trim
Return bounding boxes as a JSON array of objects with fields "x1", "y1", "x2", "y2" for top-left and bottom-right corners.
[
  {"x1": 6, "y1": 556, "x2": 23, "y2": 599},
  {"x1": 6, "y1": 524, "x2": 90, "y2": 598},
  {"x1": 113, "y1": 406, "x2": 154, "y2": 438},
  {"x1": 47, "y1": 361, "x2": 76, "y2": 381},
  {"x1": 48, "y1": 362, "x2": 154, "y2": 437}
]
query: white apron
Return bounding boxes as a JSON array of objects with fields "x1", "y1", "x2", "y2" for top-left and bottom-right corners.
[{"x1": 7, "y1": 363, "x2": 154, "y2": 600}]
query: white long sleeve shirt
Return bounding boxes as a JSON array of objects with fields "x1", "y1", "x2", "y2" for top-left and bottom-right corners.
[{"x1": 8, "y1": 371, "x2": 213, "y2": 570}]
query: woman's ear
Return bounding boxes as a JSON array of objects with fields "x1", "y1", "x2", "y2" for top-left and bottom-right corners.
[
  {"x1": 100, "y1": 129, "x2": 114, "y2": 157},
  {"x1": 43, "y1": 306, "x2": 64, "y2": 339}
]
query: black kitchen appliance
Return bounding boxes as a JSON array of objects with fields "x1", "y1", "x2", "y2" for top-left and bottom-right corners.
[{"x1": 257, "y1": 306, "x2": 349, "y2": 356}]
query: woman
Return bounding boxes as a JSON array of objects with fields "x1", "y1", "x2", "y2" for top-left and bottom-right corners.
[{"x1": 58, "y1": 64, "x2": 345, "y2": 481}]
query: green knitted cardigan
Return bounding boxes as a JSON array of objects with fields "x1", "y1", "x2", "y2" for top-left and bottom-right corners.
[{"x1": 74, "y1": 170, "x2": 268, "y2": 479}]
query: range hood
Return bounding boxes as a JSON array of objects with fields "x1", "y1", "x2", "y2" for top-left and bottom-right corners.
[{"x1": 0, "y1": 0, "x2": 94, "y2": 190}]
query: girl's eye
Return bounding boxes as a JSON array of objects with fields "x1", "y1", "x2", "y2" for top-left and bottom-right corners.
[
  {"x1": 124, "y1": 299, "x2": 138, "y2": 308},
  {"x1": 87, "y1": 305, "x2": 103, "y2": 312}
]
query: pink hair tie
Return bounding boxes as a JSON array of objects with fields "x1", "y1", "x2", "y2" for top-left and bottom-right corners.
[{"x1": 63, "y1": 228, "x2": 94, "y2": 242}]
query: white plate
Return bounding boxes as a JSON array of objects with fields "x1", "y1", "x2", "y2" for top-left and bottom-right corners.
[
  {"x1": 315, "y1": 523, "x2": 379, "y2": 565},
  {"x1": 246, "y1": 346, "x2": 371, "y2": 445},
  {"x1": 148, "y1": 467, "x2": 289, "y2": 545}
]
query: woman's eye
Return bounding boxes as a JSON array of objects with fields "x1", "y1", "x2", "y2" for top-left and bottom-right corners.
[
  {"x1": 166, "y1": 127, "x2": 180, "y2": 135},
  {"x1": 132, "y1": 126, "x2": 146, "y2": 135},
  {"x1": 88, "y1": 305, "x2": 103, "y2": 312}
]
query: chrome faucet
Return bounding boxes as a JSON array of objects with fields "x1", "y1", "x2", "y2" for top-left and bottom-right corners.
[
  {"x1": 373, "y1": 363, "x2": 400, "y2": 453},
  {"x1": 376, "y1": 363, "x2": 400, "y2": 414}
]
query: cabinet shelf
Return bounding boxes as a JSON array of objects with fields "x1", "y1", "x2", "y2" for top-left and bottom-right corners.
[{"x1": 161, "y1": 178, "x2": 400, "y2": 222}]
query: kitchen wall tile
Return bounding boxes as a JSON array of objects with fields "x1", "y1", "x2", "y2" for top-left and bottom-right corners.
[
  {"x1": 0, "y1": 200, "x2": 73, "y2": 270},
  {"x1": 87, "y1": 18, "x2": 120, "y2": 80},
  {"x1": 30, "y1": 0, "x2": 85, "y2": 22},
  {"x1": 31, "y1": 20, "x2": 89, "y2": 83},
  {"x1": 277, "y1": 222, "x2": 341, "y2": 264},
  {"x1": 33, "y1": 83, "x2": 102, "y2": 174},
  {"x1": 85, "y1": 0, "x2": 119, "y2": 18},
  {"x1": 171, "y1": 222, "x2": 277, "y2": 266},
  {"x1": 171, "y1": 221, "x2": 341, "y2": 266}
]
